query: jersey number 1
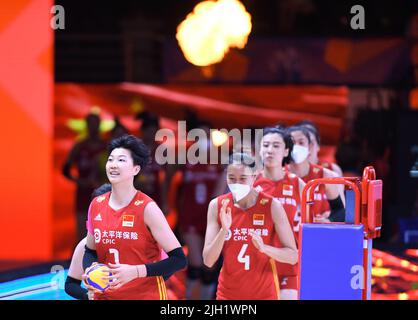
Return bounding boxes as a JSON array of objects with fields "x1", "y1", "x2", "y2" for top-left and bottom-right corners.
[{"x1": 238, "y1": 244, "x2": 250, "y2": 270}]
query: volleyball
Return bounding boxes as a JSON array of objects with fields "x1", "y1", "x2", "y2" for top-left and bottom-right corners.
[{"x1": 85, "y1": 263, "x2": 112, "y2": 292}]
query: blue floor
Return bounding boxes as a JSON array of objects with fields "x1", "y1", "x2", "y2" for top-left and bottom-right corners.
[{"x1": 0, "y1": 270, "x2": 76, "y2": 300}]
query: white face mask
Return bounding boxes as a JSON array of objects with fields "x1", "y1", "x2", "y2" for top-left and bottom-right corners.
[
  {"x1": 228, "y1": 184, "x2": 251, "y2": 202},
  {"x1": 291, "y1": 145, "x2": 309, "y2": 164}
]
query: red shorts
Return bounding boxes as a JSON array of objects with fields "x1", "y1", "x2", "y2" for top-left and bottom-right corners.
[{"x1": 279, "y1": 275, "x2": 298, "y2": 290}]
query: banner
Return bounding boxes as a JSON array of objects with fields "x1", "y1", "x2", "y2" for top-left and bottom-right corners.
[{"x1": 0, "y1": 0, "x2": 53, "y2": 260}]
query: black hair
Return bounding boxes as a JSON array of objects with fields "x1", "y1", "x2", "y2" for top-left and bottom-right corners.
[
  {"x1": 108, "y1": 134, "x2": 150, "y2": 170},
  {"x1": 286, "y1": 125, "x2": 311, "y2": 144},
  {"x1": 91, "y1": 183, "x2": 112, "y2": 199},
  {"x1": 262, "y1": 127, "x2": 293, "y2": 165},
  {"x1": 228, "y1": 152, "x2": 257, "y2": 171},
  {"x1": 296, "y1": 120, "x2": 321, "y2": 145},
  {"x1": 296, "y1": 120, "x2": 317, "y2": 130},
  {"x1": 275, "y1": 123, "x2": 287, "y2": 130}
]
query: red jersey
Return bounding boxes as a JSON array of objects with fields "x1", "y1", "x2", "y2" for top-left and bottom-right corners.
[
  {"x1": 216, "y1": 192, "x2": 280, "y2": 300},
  {"x1": 320, "y1": 161, "x2": 333, "y2": 171},
  {"x1": 178, "y1": 163, "x2": 223, "y2": 235},
  {"x1": 302, "y1": 163, "x2": 330, "y2": 216},
  {"x1": 87, "y1": 191, "x2": 167, "y2": 300},
  {"x1": 253, "y1": 173, "x2": 300, "y2": 277}
]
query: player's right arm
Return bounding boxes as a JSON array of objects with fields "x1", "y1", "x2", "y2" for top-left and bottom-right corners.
[
  {"x1": 203, "y1": 198, "x2": 231, "y2": 268},
  {"x1": 65, "y1": 238, "x2": 89, "y2": 300},
  {"x1": 82, "y1": 227, "x2": 100, "y2": 300},
  {"x1": 83, "y1": 233, "x2": 97, "y2": 268}
]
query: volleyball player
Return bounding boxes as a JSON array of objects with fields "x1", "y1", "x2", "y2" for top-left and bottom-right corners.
[
  {"x1": 64, "y1": 184, "x2": 111, "y2": 300},
  {"x1": 82, "y1": 135, "x2": 187, "y2": 300},
  {"x1": 254, "y1": 127, "x2": 305, "y2": 300},
  {"x1": 296, "y1": 120, "x2": 343, "y2": 176},
  {"x1": 286, "y1": 126, "x2": 345, "y2": 222},
  {"x1": 203, "y1": 153, "x2": 298, "y2": 300}
]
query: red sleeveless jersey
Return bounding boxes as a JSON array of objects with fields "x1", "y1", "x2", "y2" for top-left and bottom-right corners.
[
  {"x1": 87, "y1": 191, "x2": 167, "y2": 300},
  {"x1": 178, "y1": 163, "x2": 223, "y2": 235},
  {"x1": 302, "y1": 163, "x2": 330, "y2": 216},
  {"x1": 320, "y1": 161, "x2": 332, "y2": 171},
  {"x1": 253, "y1": 172, "x2": 300, "y2": 277},
  {"x1": 216, "y1": 192, "x2": 281, "y2": 300}
]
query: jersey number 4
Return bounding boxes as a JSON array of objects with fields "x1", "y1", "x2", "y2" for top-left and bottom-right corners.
[{"x1": 238, "y1": 244, "x2": 250, "y2": 270}]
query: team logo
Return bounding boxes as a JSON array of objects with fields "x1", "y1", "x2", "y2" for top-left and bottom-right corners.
[
  {"x1": 260, "y1": 198, "x2": 269, "y2": 205},
  {"x1": 313, "y1": 167, "x2": 320, "y2": 174},
  {"x1": 224, "y1": 229, "x2": 232, "y2": 241},
  {"x1": 122, "y1": 215, "x2": 135, "y2": 227},
  {"x1": 96, "y1": 196, "x2": 106, "y2": 203},
  {"x1": 282, "y1": 184, "x2": 293, "y2": 196},
  {"x1": 134, "y1": 200, "x2": 144, "y2": 206},
  {"x1": 94, "y1": 213, "x2": 102, "y2": 221},
  {"x1": 94, "y1": 228, "x2": 101, "y2": 243},
  {"x1": 253, "y1": 214, "x2": 265, "y2": 226}
]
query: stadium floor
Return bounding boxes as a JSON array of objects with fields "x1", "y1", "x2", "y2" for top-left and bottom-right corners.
[
  {"x1": 0, "y1": 248, "x2": 417, "y2": 300},
  {"x1": 0, "y1": 270, "x2": 73, "y2": 300}
]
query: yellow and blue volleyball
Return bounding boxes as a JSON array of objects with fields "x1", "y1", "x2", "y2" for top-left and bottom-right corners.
[{"x1": 86, "y1": 263, "x2": 112, "y2": 291}]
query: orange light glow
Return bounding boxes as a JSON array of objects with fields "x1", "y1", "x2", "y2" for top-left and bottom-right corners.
[
  {"x1": 398, "y1": 293, "x2": 409, "y2": 300},
  {"x1": 176, "y1": 0, "x2": 252, "y2": 66},
  {"x1": 211, "y1": 130, "x2": 229, "y2": 147},
  {"x1": 401, "y1": 260, "x2": 410, "y2": 268},
  {"x1": 372, "y1": 267, "x2": 391, "y2": 277}
]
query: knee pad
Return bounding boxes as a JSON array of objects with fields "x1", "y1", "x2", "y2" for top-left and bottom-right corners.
[{"x1": 187, "y1": 266, "x2": 202, "y2": 280}]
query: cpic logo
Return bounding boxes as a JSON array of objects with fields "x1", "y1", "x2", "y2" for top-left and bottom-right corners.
[
  {"x1": 94, "y1": 228, "x2": 101, "y2": 244},
  {"x1": 225, "y1": 229, "x2": 232, "y2": 241}
]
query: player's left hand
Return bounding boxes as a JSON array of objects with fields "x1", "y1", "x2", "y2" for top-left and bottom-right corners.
[
  {"x1": 105, "y1": 263, "x2": 145, "y2": 290},
  {"x1": 250, "y1": 231, "x2": 265, "y2": 253}
]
